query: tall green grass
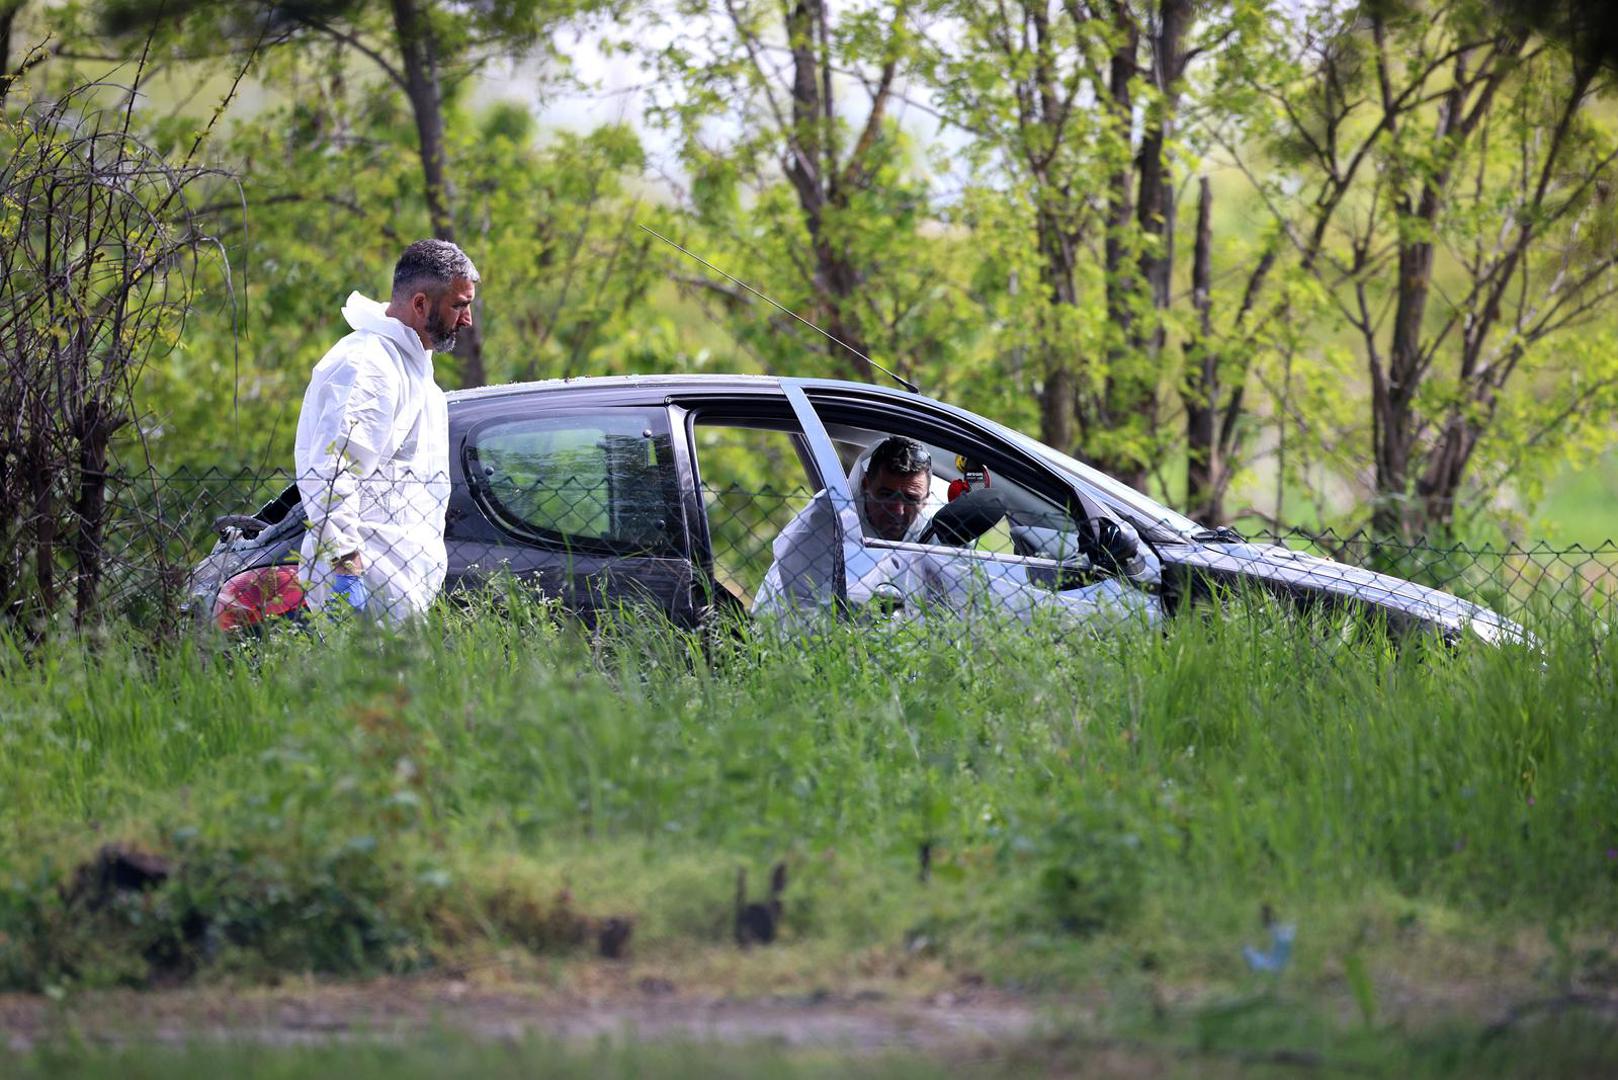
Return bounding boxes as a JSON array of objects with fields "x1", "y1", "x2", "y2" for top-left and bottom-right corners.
[
  {"x1": 17, "y1": 1035, "x2": 958, "y2": 1080},
  {"x1": 0, "y1": 595, "x2": 1613, "y2": 996}
]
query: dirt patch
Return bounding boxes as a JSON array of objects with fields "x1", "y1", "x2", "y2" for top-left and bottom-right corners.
[
  {"x1": 6, "y1": 946, "x2": 1613, "y2": 1069},
  {"x1": 0, "y1": 976, "x2": 1043, "y2": 1054}
]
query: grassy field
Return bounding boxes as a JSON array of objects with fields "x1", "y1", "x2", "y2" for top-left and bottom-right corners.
[
  {"x1": 1534, "y1": 451, "x2": 1618, "y2": 549},
  {"x1": 3, "y1": 596, "x2": 1616, "y2": 1074}
]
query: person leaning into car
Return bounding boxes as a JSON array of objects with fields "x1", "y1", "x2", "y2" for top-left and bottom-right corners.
[
  {"x1": 293, "y1": 239, "x2": 478, "y2": 622},
  {"x1": 754, "y1": 435, "x2": 939, "y2": 615}
]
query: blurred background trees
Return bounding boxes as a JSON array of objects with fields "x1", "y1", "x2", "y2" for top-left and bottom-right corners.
[{"x1": 2, "y1": 0, "x2": 1616, "y2": 543}]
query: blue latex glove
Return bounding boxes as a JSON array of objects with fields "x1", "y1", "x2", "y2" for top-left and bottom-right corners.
[
  {"x1": 1243, "y1": 922, "x2": 1296, "y2": 973},
  {"x1": 332, "y1": 572, "x2": 368, "y2": 613}
]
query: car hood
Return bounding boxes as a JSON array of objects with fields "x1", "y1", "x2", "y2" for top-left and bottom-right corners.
[{"x1": 1160, "y1": 539, "x2": 1524, "y2": 641}]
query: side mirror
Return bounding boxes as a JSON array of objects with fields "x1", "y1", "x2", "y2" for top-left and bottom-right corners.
[
  {"x1": 1027, "y1": 558, "x2": 1095, "y2": 592},
  {"x1": 918, "y1": 488, "x2": 1007, "y2": 546},
  {"x1": 1078, "y1": 517, "x2": 1141, "y2": 575}
]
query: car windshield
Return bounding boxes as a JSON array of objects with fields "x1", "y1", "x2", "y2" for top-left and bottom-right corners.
[{"x1": 982, "y1": 419, "x2": 1202, "y2": 540}]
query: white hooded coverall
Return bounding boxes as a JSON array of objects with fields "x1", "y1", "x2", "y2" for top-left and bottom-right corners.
[
  {"x1": 294, "y1": 292, "x2": 451, "y2": 621},
  {"x1": 753, "y1": 445, "x2": 942, "y2": 615},
  {"x1": 753, "y1": 443, "x2": 1159, "y2": 631}
]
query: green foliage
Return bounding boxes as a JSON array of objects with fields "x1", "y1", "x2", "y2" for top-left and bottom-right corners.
[
  {"x1": 1221, "y1": 0, "x2": 1618, "y2": 536},
  {"x1": 122, "y1": 85, "x2": 676, "y2": 469},
  {"x1": 10, "y1": 0, "x2": 1618, "y2": 534},
  {"x1": 18, "y1": 0, "x2": 661, "y2": 471},
  {"x1": 0, "y1": 595, "x2": 1612, "y2": 993},
  {"x1": 16, "y1": 1034, "x2": 960, "y2": 1079},
  {"x1": 641, "y1": 1, "x2": 983, "y2": 389}
]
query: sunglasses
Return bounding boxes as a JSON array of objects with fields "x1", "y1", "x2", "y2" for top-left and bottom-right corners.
[{"x1": 868, "y1": 486, "x2": 927, "y2": 508}]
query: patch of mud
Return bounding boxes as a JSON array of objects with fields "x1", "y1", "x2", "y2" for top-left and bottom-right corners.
[{"x1": 0, "y1": 978, "x2": 1044, "y2": 1054}]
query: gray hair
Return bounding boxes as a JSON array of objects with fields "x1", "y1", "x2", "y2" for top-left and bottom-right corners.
[{"x1": 391, "y1": 239, "x2": 480, "y2": 298}]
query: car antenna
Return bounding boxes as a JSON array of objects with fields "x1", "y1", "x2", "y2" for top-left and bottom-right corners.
[{"x1": 638, "y1": 223, "x2": 920, "y2": 394}]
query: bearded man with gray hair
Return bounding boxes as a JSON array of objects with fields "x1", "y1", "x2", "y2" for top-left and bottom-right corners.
[{"x1": 293, "y1": 239, "x2": 480, "y2": 621}]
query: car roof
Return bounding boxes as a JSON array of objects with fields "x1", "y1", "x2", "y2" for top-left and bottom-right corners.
[
  {"x1": 445, "y1": 371, "x2": 1205, "y2": 541},
  {"x1": 445, "y1": 373, "x2": 923, "y2": 405},
  {"x1": 446, "y1": 372, "x2": 779, "y2": 403}
]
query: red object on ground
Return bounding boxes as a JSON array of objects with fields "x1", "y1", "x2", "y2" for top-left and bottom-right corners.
[{"x1": 213, "y1": 566, "x2": 305, "y2": 631}]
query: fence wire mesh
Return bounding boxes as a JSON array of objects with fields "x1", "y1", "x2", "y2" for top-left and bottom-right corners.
[{"x1": 4, "y1": 467, "x2": 1615, "y2": 638}]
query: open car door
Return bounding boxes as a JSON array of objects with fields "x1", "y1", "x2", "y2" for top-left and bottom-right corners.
[{"x1": 795, "y1": 385, "x2": 1162, "y2": 630}]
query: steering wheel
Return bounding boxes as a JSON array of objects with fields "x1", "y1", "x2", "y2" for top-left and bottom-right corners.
[{"x1": 917, "y1": 488, "x2": 1007, "y2": 546}]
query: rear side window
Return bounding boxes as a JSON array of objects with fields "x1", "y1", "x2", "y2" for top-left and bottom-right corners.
[{"x1": 468, "y1": 409, "x2": 681, "y2": 555}]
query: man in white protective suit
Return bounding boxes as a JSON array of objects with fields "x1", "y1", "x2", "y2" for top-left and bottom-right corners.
[
  {"x1": 293, "y1": 239, "x2": 478, "y2": 621},
  {"x1": 754, "y1": 434, "x2": 1161, "y2": 630},
  {"x1": 753, "y1": 435, "x2": 942, "y2": 615}
]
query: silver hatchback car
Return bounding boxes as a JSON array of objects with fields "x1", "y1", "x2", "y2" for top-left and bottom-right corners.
[{"x1": 187, "y1": 374, "x2": 1524, "y2": 645}]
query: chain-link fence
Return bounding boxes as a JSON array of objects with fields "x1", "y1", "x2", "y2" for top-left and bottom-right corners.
[{"x1": 4, "y1": 466, "x2": 1614, "y2": 638}]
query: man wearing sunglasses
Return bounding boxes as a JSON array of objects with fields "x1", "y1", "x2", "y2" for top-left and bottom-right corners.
[
  {"x1": 855, "y1": 436, "x2": 935, "y2": 542},
  {"x1": 754, "y1": 435, "x2": 939, "y2": 615},
  {"x1": 755, "y1": 431, "x2": 1160, "y2": 629}
]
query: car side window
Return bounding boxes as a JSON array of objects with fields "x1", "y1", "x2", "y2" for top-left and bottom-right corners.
[
  {"x1": 468, "y1": 409, "x2": 681, "y2": 555},
  {"x1": 820, "y1": 424, "x2": 1084, "y2": 561}
]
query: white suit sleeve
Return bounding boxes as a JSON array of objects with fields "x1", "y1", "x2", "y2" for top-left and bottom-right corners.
[
  {"x1": 296, "y1": 346, "x2": 400, "y2": 564},
  {"x1": 754, "y1": 492, "x2": 838, "y2": 613}
]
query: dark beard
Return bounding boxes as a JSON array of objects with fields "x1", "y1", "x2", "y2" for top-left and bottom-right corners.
[{"x1": 424, "y1": 308, "x2": 458, "y2": 351}]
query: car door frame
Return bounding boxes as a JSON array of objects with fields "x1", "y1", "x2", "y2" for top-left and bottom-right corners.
[
  {"x1": 665, "y1": 382, "x2": 851, "y2": 609},
  {"x1": 447, "y1": 385, "x2": 699, "y2": 625},
  {"x1": 792, "y1": 381, "x2": 1124, "y2": 607}
]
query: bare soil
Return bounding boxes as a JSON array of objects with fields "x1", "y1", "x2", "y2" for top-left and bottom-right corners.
[
  {"x1": 5, "y1": 945, "x2": 1612, "y2": 1073},
  {"x1": 0, "y1": 976, "x2": 1043, "y2": 1055}
]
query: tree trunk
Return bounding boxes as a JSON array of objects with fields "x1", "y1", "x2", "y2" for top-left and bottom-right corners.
[
  {"x1": 1, "y1": 2, "x2": 16, "y2": 80},
  {"x1": 389, "y1": 0, "x2": 485, "y2": 386},
  {"x1": 1415, "y1": 415, "x2": 1478, "y2": 531},
  {"x1": 1121, "y1": 0, "x2": 1192, "y2": 492},
  {"x1": 1097, "y1": 10, "x2": 1139, "y2": 482},
  {"x1": 389, "y1": 0, "x2": 453, "y2": 239},
  {"x1": 780, "y1": 0, "x2": 874, "y2": 381},
  {"x1": 0, "y1": 2, "x2": 24, "y2": 117},
  {"x1": 1022, "y1": 2, "x2": 1083, "y2": 454},
  {"x1": 26, "y1": 435, "x2": 55, "y2": 621},
  {"x1": 1135, "y1": 0, "x2": 1192, "y2": 350},
  {"x1": 72, "y1": 396, "x2": 109, "y2": 627},
  {"x1": 1184, "y1": 177, "x2": 1220, "y2": 524},
  {"x1": 1100, "y1": 9, "x2": 1136, "y2": 361},
  {"x1": 1035, "y1": 196, "x2": 1080, "y2": 453},
  {"x1": 1093, "y1": 1, "x2": 1192, "y2": 493},
  {"x1": 816, "y1": 256, "x2": 873, "y2": 380},
  {"x1": 1374, "y1": 166, "x2": 1447, "y2": 537},
  {"x1": 1368, "y1": 35, "x2": 1519, "y2": 538}
]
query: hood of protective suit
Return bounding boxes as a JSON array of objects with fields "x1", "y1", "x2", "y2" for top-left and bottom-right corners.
[
  {"x1": 846, "y1": 443, "x2": 944, "y2": 543},
  {"x1": 338, "y1": 292, "x2": 432, "y2": 374}
]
